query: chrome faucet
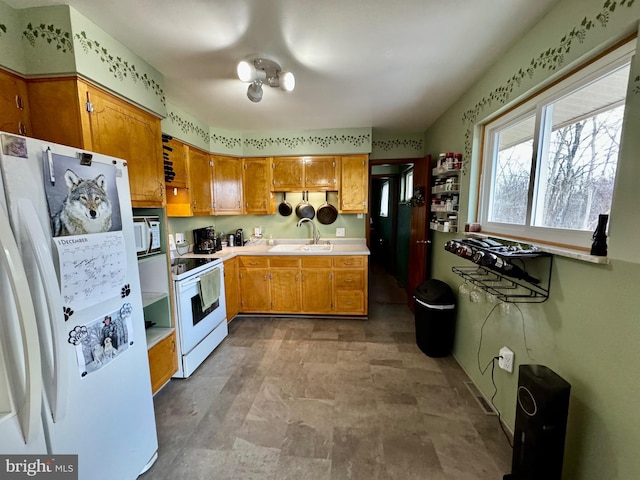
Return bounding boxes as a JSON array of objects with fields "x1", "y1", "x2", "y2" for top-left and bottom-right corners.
[{"x1": 296, "y1": 217, "x2": 320, "y2": 245}]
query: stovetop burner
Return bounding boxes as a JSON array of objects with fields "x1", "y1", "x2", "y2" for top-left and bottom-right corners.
[{"x1": 171, "y1": 257, "x2": 221, "y2": 280}]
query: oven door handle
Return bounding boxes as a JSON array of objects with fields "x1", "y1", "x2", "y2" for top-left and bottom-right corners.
[{"x1": 177, "y1": 275, "x2": 201, "y2": 290}]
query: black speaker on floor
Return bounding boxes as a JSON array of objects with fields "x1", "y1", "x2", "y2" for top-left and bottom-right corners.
[{"x1": 503, "y1": 364, "x2": 571, "y2": 480}]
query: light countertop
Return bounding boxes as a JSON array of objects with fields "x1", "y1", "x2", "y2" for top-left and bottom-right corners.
[{"x1": 173, "y1": 238, "x2": 370, "y2": 261}]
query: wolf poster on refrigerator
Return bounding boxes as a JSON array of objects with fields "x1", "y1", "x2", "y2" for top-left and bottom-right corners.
[{"x1": 43, "y1": 152, "x2": 122, "y2": 236}]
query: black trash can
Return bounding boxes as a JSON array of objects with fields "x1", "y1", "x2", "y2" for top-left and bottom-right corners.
[{"x1": 414, "y1": 279, "x2": 456, "y2": 357}]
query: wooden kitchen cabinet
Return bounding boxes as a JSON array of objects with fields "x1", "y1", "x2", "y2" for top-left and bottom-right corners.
[
  {"x1": 270, "y1": 257, "x2": 302, "y2": 313},
  {"x1": 272, "y1": 157, "x2": 304, "y2": 191},
  {"x1": 212, "y1": 155, "x2": 243, "y2": 215},
  {"x1": 243, "y1": 157, "x2": 275, "y2": 214},
  {"x1": 271, "y1": 156, "x2": 337, "y2": 191},
  {"x1": 238, "y1": 256, "x2": 271, "y2": 312},
  {"x1": 339, "y1": 154, "x2": 369, "y2": 213},
  {"x1": 188, "y1": 146, "x2": 213, "y2": 215},
  {"x1": 333, "y1": 256, "x2": 367, "y2": 315},
  {"x1": 147, "y1": 330, "x2": 177, "y2": 394},
  {"x1": 235, "y1": 255, "x2": 368, "y2": 316},
  {"x1": 223, "y1": 257, "x2": 240, "y2": 322},
  {"x1": 301, "y1": 257, "x2": 333, "y2": 314},
  {"x1": 305, "y1": 156, "x2": 338, "y2": 190},
  {"x1": 0, "y1": 69, "x2": 31, "y2": 136},
  {"x1": 27, "y1": 77, "x2": 165, "y2": 207}
]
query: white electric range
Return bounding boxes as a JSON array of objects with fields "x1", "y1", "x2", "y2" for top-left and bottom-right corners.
[{"x1": 171, "y1": 257, "x2": 227, "y2": 377}]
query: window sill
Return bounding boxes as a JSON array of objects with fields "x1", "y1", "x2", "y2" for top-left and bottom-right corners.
[{"x1": 465, "y1": 232, "x2": 609, "y2": 265}]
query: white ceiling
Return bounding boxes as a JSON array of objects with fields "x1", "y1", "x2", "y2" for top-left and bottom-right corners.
[{"x1": 8, "y1": 0, "x2": 561, "y2": 133}]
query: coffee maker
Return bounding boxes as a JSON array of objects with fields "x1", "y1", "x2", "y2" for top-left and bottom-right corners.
[
  {"x1": 234, "y1": 228, "x2": 244, "y2": 247},
  {"x1": 193, "y1": 226, "x2": 216, "y2": 254}
]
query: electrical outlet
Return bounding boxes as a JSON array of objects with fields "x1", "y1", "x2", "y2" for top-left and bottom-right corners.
[
  {"x1": 336, "y1": 227, "x2": 345, "y2": 237},
  {"x1": 498, "y1": 346, "x2": 514, "y2": 373},
  {"x1": 357, "y1": 213, "x2": 364, "y2": 219},
  {"x1": 175, "y1": 232, "x2": 185, "y2": 244}
]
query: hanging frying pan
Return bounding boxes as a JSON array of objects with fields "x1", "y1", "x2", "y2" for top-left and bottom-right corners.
[
  {"x1": 278, "y1": 192, "x2": 293, "y2": 216},
  {"x1": 295, "y1": 191, "x2": 315, "y2": 219},
  {"x1": 317, "y1": 191, "x2": 338, "y2": 225}
]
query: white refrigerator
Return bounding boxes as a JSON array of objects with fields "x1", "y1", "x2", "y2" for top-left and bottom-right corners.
[{"x1": 0, "y1": 132, "x2": 158, "y2": 479}]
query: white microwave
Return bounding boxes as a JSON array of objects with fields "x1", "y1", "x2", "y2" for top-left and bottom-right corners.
[{"x1": 133, "y1": 216, "x2": 162, "y2": 257}]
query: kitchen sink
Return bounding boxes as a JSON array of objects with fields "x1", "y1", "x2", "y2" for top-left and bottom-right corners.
[
  {"x1": 299, "y1": 244, "x2": 333, "y2": 252},
  {"x1": 268, "y1": 244, "x2": 333, "y2": 253}
]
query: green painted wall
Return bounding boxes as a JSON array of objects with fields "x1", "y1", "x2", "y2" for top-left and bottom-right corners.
[
  {"x1": 370, "y1": 130, "x2": 424, "y2": 159},
  {"x1": 20, "y1": 6, "x2": 75, "y2": 76},
  {"x1": 424, "y1": 1, "x2": 640, "y2": 479},
  {"x1": 242, "y1": 127, "x2": 371, "y2": 156},
  {"x1": 168, "y1": 191, "x2": 366, "y2": 245},
  {"x1": 0, "y1": 1, "x2": 25, "y2": 74},
  {"x1": 162, "y1": 102, "x2": 210, "y2": 152}
]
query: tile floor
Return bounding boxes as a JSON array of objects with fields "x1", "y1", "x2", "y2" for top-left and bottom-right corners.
[{"x1": 141, "y1": 266, "x2": 512, "y2": 479}]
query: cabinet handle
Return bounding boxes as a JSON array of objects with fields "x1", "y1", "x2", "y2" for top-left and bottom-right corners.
[
  {"x1": 18, "y1": 122, "x2": 26, "y2": 135},
  {"x1": 15, "y1": 95, "x2": 24, "y2": 110},
  {"x1": 171, "y1": 340, "x2": 176, "y2": 352},
  {"x1": 344, "y1": 279, "x2": 354, "y2": 283},
  {"x1": 263, "y1": 274, "x2": 268, "y2": 281}
]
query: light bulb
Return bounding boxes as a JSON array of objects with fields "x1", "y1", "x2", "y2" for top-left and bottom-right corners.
[
  {"x1": 280, "y1": 71, "x2": 295, "y2": 91},
  {"x1": 237, "y1": 60, "x2": 254, "y2": 83}
]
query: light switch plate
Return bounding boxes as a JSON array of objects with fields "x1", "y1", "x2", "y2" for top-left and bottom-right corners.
[{"x1": 336, "y1": 227, "x2": 345, "y2": 237}]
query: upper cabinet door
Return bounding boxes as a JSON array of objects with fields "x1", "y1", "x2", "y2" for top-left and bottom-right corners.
[
  {"x1": 0, "y1": 69, "x2": 31, "y2": 136},
  {"x1": 339, "y1": 154, "x2": 369, "y2": 213},
  {"x1": 305, "y1": 156, "x2": 337, "y2": 191},
  {"x1": 272, "y1": 157, "x2": 303, "y2": 191},
  {"x1": 212, "y1": 155, "x2": 242, "y2": 215},
  {"x1": 164, "y1": 138, "x2": 188, "y2": 189},
  {"x1": 188, "y1": 147, "x2": 213, "y2": 216},
  {"x1": 85, "y1": 86, "x2": 164, "y2": 207},
  {"x1": 242, "y1": 157, "x2": 275, "y2": 215}
]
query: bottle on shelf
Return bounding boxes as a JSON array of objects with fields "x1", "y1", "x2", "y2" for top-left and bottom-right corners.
[{"x1": 473, "y1": 250, "x2": 540, "y2": 284}]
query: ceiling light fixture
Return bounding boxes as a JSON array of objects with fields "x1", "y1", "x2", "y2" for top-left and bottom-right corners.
[{"x1": 236, "y1": 58, "x2": 295, "y2": 102}]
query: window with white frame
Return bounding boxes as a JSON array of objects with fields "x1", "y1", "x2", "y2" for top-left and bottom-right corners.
[
  {"x1": 401, "y1": 168, "x2": 414, "y2": 202},
  {"x1": 479, "y1": 40, "x2": 634, "y2": 248},
  {"x1": 379, "y1": 180, "x2": 389, "y2": 217}
]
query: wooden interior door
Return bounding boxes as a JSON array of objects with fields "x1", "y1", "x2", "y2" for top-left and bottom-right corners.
[{"x1": 407, "y1": 155, "x2": 431, "y2": 310}]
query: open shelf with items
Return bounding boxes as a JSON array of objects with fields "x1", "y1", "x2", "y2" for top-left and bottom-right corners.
[
  {"x1": 446, "y1": 237, "x2": 553, "y2": 303},
  {"x1": 430, "y1": 154, "x2": 462, "y2": 233},
  {"x1": 133, "y1": 207, "x2": 177, "y2": 393}
]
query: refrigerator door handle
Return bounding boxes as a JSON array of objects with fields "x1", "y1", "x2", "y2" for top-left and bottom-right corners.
[
  {"x1": 17, "y1": 200, "x2": 67, "y2": 423},
  {"x1": 0, "y1": 205, "x2": 42, "y2": 443}
]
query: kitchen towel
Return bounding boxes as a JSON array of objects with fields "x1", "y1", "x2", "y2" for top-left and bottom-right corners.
[{"x1": 199, "y1": 267, "x2": 220, "y2": 311}]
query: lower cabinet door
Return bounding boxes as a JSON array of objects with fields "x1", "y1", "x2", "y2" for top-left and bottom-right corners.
[
  {"x1": 148, "y1": 331, "x2": 177, "y2": 394},
  {"x1": 271, "y1": 268, "x2": 302, "y2": 313},
  {"x1": 239, "y1": 268, "x2": 270, "y2": 312},
  {"x1": 301, "y1": 269, "x2": 333, "y2": 314}
]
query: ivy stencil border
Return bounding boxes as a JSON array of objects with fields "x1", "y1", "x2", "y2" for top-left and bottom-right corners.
[{"x1": 75, "y1": 31, "x2": 165, "y2": 104}]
